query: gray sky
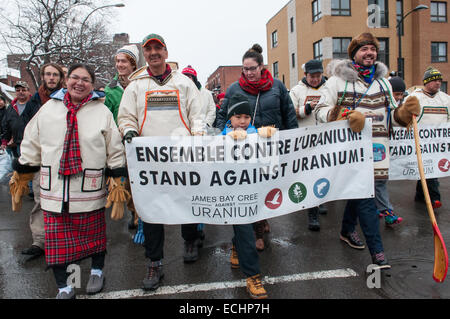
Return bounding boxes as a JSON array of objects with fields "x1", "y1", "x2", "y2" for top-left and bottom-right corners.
[{"x1": 110, "y1": 0, "x2": 290, "y2": 85}]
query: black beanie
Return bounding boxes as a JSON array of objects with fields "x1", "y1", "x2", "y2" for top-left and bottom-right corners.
[
  {"x1": 388, "y1": 76, "x2": 406, "y2": 93},
  {"x1": 227, "y1": 93, "x2": 252, "y2": 121}
]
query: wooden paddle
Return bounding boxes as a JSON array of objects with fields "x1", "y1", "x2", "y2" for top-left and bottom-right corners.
[{"x1": 412, "y1": 115, "x2": 448, "y2": 282}]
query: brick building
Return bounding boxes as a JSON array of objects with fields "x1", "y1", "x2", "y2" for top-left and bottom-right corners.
[{"x1": 266, "y1": 0, "x2": 450, "y2": 92}]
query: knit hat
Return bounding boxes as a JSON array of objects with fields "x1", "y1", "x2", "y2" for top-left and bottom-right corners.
[
  {"x1": 423, "y1": 66, "x2": 443, "y2": 85},
  {"x1": 347, "y1": 32, "x2": 379, "y2": 60},
  {"x1": 142, "y1": 33, "x2": 166, "y2": 48},
  {"x1": 116, "y1": 44, "x2": 140, "y2": 66},
  {"x1": 217, "y1": 93, "x2": 225, "y2": 100},
  {"x1": 389, "y1": 76, "x2": 406, "y2": 93},
  {"x1": 182, "y1": 65, "x2": 197, "y2": 78},
  {"x1": 227, "y1": 93, "x2": 252, "y2": 121},
  {"x1": 304, "y1": 59, "x2": 323, "y2": 74}
]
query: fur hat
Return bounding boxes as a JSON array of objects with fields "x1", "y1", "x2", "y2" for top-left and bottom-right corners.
[
  {"x1": 227, "y1": 93, "x2": 252, "y2": 121},
  {"x1": 347, "y1": 32, "x2": 379, "y2": 60},
  {"x1": 423, "y1": 66, "x2": 443, "y2": 85},
  {"x1": 116, "y1": 44, "x2": 140, "y2": 66}
]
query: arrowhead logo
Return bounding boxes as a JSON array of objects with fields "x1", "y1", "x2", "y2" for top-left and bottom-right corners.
[{"x1": 265, "y1": 188, "x2": 283, "y2": 210}]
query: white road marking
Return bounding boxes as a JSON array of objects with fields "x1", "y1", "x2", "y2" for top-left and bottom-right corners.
[{"x1": 78, "y1": 268, "x2": 358, "y2": 299}]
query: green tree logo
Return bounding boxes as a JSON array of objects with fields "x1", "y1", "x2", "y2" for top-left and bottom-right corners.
[{"x1": 289, "y1": 182, "x2": 307, "y2": 204}]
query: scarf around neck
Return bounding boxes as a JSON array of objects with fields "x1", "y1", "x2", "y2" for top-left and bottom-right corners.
[
  {"x1": 58, "y1": 91, "x2": 92, "y2": 177},
  {"x1": 352, "y1": 62, "x2": 376, "y2": 84},
  {"x1": 239, "y1": 68, "x2": 274, "y2": 95},
  {"x1": 147, "y1": 64, "x2": 172, "y2": 84}
]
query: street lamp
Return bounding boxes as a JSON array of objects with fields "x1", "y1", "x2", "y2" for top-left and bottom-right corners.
[
  {"x1": 396, "y1": 4, "x2": 428, "y2": 80},
  {"x1": 79, "y1": 3, "x2": 125, "y2": 52}
]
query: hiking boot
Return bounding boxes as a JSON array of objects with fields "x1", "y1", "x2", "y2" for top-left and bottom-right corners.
[
  {"x1": 308, "y1": 207, "x2": 320, "y2": 231},
  {"x1": 340, "y1": 231, "x2": 365, "y2": 250},
  {"x1": 371, "y1": 252, "x2": 391, "y2": 270},
  {"x1": 380, "y1": 209, "x2": 403, "y2": 226},
  {"x1": 246, "y1": 274, "x2": 268, "y2": 299},
  {"x1": 183, "y1": 239, "x2": 200, "y2": 263},
  {"x1": 86, "y1": 273, "x2": 105, "y2": 295},
  {"x1": 56, "y1": 288, "x2": 76, "y2": 299},
  {"x1": 432, "y1": 200, "x2": 442, "y2": 209},
  {"x1": 21, "y1": 245, "x2": 44, "y2": 257},
  {"x1": 230, "y1": 245, "x2": 239, "y2": 269},
  {"x1": 142, "y1": 261, "x2": 164, "y2": 291}
]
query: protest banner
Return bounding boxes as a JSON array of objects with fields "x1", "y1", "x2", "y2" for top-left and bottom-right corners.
[
  {"x1": 125, "y1": 120, "x2": 375, "y2": 225},
  {"x1": 389, "y1": 123, "x2": 450, "y2": 180}
]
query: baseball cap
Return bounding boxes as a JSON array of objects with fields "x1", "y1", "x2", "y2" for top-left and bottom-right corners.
[
  {"x1": 14, "y1": 81, "x2": 29, "y2": 89},
  {"x1": 304, "y1": 59, "x2": 323, "y2": 74},
  {"x1": 142, "y1": 33, "x2": 166, "y2": 48}
]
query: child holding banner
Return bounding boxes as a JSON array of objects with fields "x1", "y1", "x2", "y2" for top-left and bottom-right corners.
[{"x1": 221, "y1": 92, "x2": 276, "y2": 299}]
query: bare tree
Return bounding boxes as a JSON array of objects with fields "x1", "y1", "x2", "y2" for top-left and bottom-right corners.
[{"x1": 0, "y1": 0, "x2": 119, "y2": 90}]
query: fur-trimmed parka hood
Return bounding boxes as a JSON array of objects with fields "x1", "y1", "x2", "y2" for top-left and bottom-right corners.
[{"x1": 326, "y1": 59, "x2": 388, "y2": 83}]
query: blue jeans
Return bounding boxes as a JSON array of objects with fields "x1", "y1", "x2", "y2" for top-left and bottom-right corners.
[
  {"x1": 375, "y1": 180, "x2": 393, "y2": 212},
  {"x1": 341, "y1": 198, "x2": 384, "y2": 255},
  {"x1": 232, "y1": 224, "x2": 260, "y2": 277}
]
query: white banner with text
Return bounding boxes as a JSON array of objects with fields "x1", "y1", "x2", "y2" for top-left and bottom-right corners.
[
  {"x1": 126, "y1": 120, "x2": 375, "y2": 225},
  {"x1": 389, "y1": 123, "x2": 450, "y2": 180}
]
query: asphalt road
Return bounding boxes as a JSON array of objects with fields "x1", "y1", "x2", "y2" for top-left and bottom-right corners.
[{"x1": 0, "y1": 178, "x2": 449, "y2": 301}]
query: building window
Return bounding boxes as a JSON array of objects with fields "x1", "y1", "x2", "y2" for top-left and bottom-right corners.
[
  {"x1": 291, "y1": 53, "x2": 296, "y2": 68},
  {"x1": 431, "y1": 2, "x2": 447, "y2": 22},
  {"x1": 273, "y1": 62, "x2": 279, "y2": 79},
  {"x1": 431, "y1": 42, "x2": 448, "y2": 62},
  {"x1": 396, "y1": 0, "x2": 404, "y2": 35},
  {"x1": 333, "y1": 37, "x2": 351, "y2": 59},
  {"x1": 368, "y1": 0, "x2": 389, "y2": 28},
  {"x1": 377, "y1": 38, "x2": 389, "y2": 68},
  {"x1": 290, "y1": 17, "x2": 295, "y2": 32},
  {"x1": 441, "y1": 81, "x2": 448, "y2": 93},
  {"x1": 332, "y1": 0, "x2": 351, "y2": 16},
  {"x1": 271, "y1": 31, "x2": 278, "y2": 48},
  {"x1": 312, "y1": 0, "x2": 322, "y2": 22},
  {"x1": 313, "y1": 40, "x2": 323, "y2": 61}
]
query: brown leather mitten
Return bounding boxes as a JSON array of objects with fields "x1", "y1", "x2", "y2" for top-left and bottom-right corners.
[
  {"x1": 106, "y1": 177, "x2": 131, "y2": 221},
  {"x1": 9, "y1": 171, "x2": 34, "y2": 212},
  {"x1": 257, "y1": 126, "x2": 277, "y2": 138},
  {"x1": 394, "y1": 96, "x2": 421, "y2": 128},
  {"x1": 227, "y1": 130, "x2": 247, "y2": 140},
  {"x1": 347, "y1": 110, "x2": 366, "y2": 133}
]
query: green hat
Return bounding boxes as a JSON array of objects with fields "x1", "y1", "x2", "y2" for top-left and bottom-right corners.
[
  {"x1": 423, "y1": 66, "x2": 443, "y2": 85},
  {"x1": 142, "y1": 33, "x2": 166, "y2": 48}
]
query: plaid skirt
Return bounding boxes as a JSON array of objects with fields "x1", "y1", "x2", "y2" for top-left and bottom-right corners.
[{"x1": 44, "y1": 208, "x2": 107, "y2": 266}]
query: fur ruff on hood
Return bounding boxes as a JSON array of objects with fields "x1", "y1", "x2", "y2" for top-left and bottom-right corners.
[{"x1": 326, "y1": 59, "x2": 389, "y2": 83}]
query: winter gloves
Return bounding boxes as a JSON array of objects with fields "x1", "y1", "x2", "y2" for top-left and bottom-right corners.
[
  {"x1": 394, "y1": 96, "x2": 421, "y2": 128},
  {"x1": 337, "y1": 108, "x2": 366, "y2": 133},
  {"x1": 106, "y1": 176, "x2": 131, "y2": 220},
  {"x1": 9, "y1": 171, "x2": 34, "y2": 212},
  {"x1": 226, "y1": 126, "x2": 278, "y2": 140},
  {"x1": 257, "y1": 126, "x2": 277, "y2": 138},
  {"x1": 123, "y1": 130, "x2": 138, "y2": 143}
]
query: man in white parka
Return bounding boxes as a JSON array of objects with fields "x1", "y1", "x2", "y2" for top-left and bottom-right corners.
[
  {"x1": 314, "y1": 32, "x2": 420, "y2": 269},
  {"x1": 118, "y1": 33, "x2": 206, "y2": 292},
  {"x1": 406, "y1": 66, "x2": 450, "y2": 209},
  {"x1": 289, "y1": 59, "x2": 328, "y2": 230}
]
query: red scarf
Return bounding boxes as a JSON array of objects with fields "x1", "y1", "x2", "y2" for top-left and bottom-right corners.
[
  {"x1": 239, "y1": 68, "x2": 274, "y2": 95},
  {"x1": 58, "y1": 92, "x2": 92, "y2": 177},
  {"x1": 147, "y1": 64, "x2": 172, "y2": 83}
]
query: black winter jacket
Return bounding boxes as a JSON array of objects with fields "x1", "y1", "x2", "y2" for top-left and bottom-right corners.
[
  {"x1": 1, "y1": 102, "x2": 28, "y2": 150},
  {"x1": 215, "y1": 79, "x2": 298, "y2": 131}
]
